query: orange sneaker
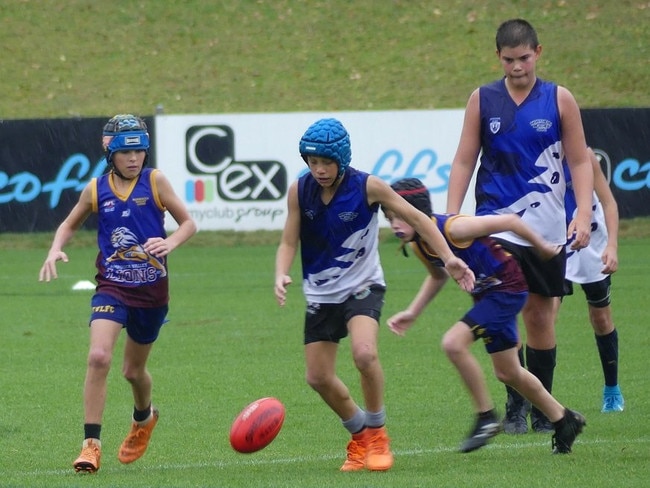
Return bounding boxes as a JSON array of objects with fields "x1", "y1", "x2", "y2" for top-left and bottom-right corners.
[
  {"x1": 365, "y1": 426, "x2": 393, "y2": 471},
  {"x1": 73, "y1": 438, "x2": 101, "y2": 473},
  {"x1": 118, "y1": 407, "x2": 159, "y2": 464},
  {"x1": 340, "y1": 431, "x2": 368, "y2": 472}
]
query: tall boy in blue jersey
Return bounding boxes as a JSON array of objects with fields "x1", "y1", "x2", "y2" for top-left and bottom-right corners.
[
  {"x1": 446, "y1": 19, "x2": 594, "y2": 434},
  {"x1": 385, "y1": 178, "x2": 586, "y2": 454},
  {"x1": 40, "y1": 114, "x2": 197, "y2": 473},
  {"x1": 274, "y1": 118, "x2": 475, "y2": 471}
]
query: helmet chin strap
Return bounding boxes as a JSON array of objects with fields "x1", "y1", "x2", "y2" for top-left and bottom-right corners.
[
  {"x1": 329, "y1": 170, "x2": 344, "y2": 188},
  {"x1": 109, "y1": 162, "x2": 142, "y2": 181},
  {"x1": 111, "y1": 168, "x2": 134, "y2": 181}
]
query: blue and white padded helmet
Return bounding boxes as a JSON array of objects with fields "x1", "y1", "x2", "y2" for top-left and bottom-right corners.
[
  {"x1": 299, "y1": 118, "x2": 351, "y2": 178},
  {"x1": 102, "y1": 114, "x2": 150, "y2": 168}
]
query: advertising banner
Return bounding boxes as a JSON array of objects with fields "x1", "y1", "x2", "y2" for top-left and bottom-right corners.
[
  {"x1": 0, "y1": 117, "x2": 154, "y2": 233},
  {"x1": 1, "y1": 109, "x2": 648, "y2": 233},
  {"x1": 155, "y1": 110, "x2": 472, "y2": 231},
  {"x1": 581, "y1": 108, "x2": 650, "y2": 219}
]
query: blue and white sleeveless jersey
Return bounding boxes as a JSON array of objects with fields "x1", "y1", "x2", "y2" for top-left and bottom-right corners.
[
  {"x1": 298, "y1": 167, "x2": 385, "y2": 304},
  {"x1": 477, "y1": 78, "x2": 567, "y2": 245},
  {"x1": 564, "y1": 163, "x2": 609, "y2": 284},
  {"x1": 92, "y1": 167, "x2": 169, "y2": 307},
  {"x1": 411, "y1": 213, "x2": 527, "y2": 297}
]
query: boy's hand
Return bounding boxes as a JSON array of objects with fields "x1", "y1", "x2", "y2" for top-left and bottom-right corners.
[
  {"x1": 387, "y1": 310, "x2": 417, "y2": 336},
  {"x1": 39, "y1": 251, "x2": 69, "y2": 282},
  {"x1": 601, "y1": 245, "x2": 618, "y2": 274},
  {"x1": 444, "y1": 257, "x2": 475, "y2": 292},
  {"x1": 274, "y1": 275, "x2": 292, "y2": 306},
  {"x1": 567, "y1": 218, "x2": 591, "y2": 250}
]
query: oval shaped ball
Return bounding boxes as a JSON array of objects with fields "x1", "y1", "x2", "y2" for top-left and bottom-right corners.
[{"x1": 229, "y1": 397, "x2": 285, "y2": 453}]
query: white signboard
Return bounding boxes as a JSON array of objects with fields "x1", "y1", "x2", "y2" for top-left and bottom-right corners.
[{"x1": 155, "y1": 110, "x2": 476, "y2": 231}]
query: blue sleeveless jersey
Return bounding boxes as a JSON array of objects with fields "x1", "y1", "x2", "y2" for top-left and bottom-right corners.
[
  {"x1": 298, "y1": 167, "x2": 385, "y2": 303},
  {"x1": 92, "y1": 168, "x2": 169, "y2": 307},
  {"x1": 477, "y1": 78, "x2": 567, "y2": 245},
  {"x1": 411, "y1": 213, "x2": 527, "y2": 296}
]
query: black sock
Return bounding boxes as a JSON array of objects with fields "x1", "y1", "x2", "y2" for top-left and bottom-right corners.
[
  {"x1": 505, "y1": 385, "x2": 526, "y2": 405},
  {"x1": 596, "y1": 329, "x2": 619, "y2": 386},
  {"x1": 133, "y1": 404, "x2": 152, "y2": 422},
  {"x1": 526, "y1": 346, "x2": 557, "y2": 418},
  {"x1": 517, "y1": 346, "x2": 525, "y2": 368},
  {"x1": 478, "y1": 409, "x2": 496, "y2": 420},
  {"x1": 84, "y1": 423, "x2": 101, "y2": 440}
]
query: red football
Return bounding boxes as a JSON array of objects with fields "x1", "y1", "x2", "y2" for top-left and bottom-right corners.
[{"x1": 229, "y1": 397, "x2": 285, "y2": 453}]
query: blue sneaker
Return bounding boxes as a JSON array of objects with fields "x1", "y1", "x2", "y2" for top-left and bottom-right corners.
[{"x1": 602, "y1": 385, "x2": 625, "y2": 413}]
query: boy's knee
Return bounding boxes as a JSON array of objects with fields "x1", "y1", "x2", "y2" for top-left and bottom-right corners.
[
  {"x1": 494, "y1": 368, "x2": 514, "y2": 384},
  {"x1": 441, "y1": 333, "x2": 463, "y2": 358},
  {"x1": 352, "y1": 347, "x2": 377, "y2": 371},
  {"x1": 87, "y1": 348, "x2": 112, "y2": 370},
  {"x1": 305, "y1": 369, "x2": 329, "y2": 391}
]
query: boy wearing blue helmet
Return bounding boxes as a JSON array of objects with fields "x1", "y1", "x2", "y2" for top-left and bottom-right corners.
[
  {"x1": 39, "y1": 114, "x2": 197, "y2": 473},
  {"x1": 274, "y1": 118, "x2": 475, "y2": 472}
]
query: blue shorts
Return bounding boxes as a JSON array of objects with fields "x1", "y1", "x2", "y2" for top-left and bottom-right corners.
[
  {"x1": 462, "y1": 291, "x2": 527, "y2": 354},
  {"x1": 90, "y1": 293, "x2": 168, "y2": 345}
]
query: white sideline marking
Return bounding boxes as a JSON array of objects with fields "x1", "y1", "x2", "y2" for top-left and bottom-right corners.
[{"x1": 13, "y1": 437, "x2": 650, "y2": 477}]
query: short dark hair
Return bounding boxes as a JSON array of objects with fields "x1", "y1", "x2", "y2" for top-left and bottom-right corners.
[{"x1": 496, "y1": 19, "x2": 539, "y2": 51}]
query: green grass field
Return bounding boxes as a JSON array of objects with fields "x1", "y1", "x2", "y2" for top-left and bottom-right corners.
[
  {"x1": 1, "y1": 1, "x2": 649, "y2": 486},
  {"x1": 1, "y1": 1, "x2": 648, "y2": 119},
  {"x1": 1, "y1": 231, "x2": 648, "y2": 487}
]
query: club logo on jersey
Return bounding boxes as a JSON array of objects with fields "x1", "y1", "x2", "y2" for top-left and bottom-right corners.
[
  {"x1": 105, "y1": 226, "x2": 167, "y2": 282},
  {"x1": 102, "y1": 199, "x2": 116, "y2": 213},
  {"x1": 530, "y1": 119, "x2": 552, "y2": 132},
  {"x1": 338, "y1": 211, "x2": 358, "y2": 222},
  {"x1": 489, "y1": 117, "x2": 501, "y2": 134},
  {"x1": 133, "y1": 197, "x2": 149, "y2": 206}
]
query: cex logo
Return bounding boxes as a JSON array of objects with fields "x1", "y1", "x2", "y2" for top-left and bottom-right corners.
[{"x1": 185, "y1": 125, "x2": 287, "y2": 202}]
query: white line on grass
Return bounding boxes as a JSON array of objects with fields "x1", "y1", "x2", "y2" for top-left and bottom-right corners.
[{"x1": 15, "y1": 436, "x2": 650, "y2": 478}]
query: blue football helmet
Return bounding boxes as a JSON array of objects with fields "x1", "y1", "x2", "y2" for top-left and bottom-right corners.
[{"x1": 299, "y1": 118, "x2": 351, "y2": 178}]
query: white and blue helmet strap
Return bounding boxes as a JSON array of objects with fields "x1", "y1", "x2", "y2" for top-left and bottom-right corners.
[{"x1": 107, "y1": 130, "x2": 150, "y2": 153}]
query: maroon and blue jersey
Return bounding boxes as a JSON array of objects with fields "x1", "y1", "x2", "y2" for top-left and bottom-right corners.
[
  {"x1": 91, "y1": 167, "x2": 169, "y2": 307},
  {"x1": 411, "y1": 213, "x2": 527, "y2": 297},
  {"x1": 411, "y1": 213, "x2": 528, "y2": 353}
]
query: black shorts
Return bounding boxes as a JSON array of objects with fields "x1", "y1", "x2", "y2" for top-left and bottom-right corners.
[
  {"x1": 303, "y1": 285, "x2": 385, "y2": 344},
  {"x1": 564, "y1": 275, "x2": 612, "y2": 308},
  {"x1": 493, "y1": 238, "x2": 566, "y2": 297}
]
